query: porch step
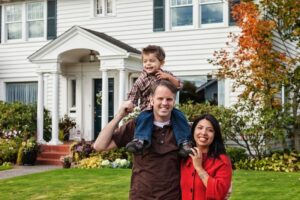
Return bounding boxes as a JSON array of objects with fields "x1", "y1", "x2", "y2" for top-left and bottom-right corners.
[{"x1": 36, "y1": 143, "x2": 72, "y2": 166}]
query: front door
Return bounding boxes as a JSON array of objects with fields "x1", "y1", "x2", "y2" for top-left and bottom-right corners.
[{"x1": 94, "y1": 78, "x2": 114, "y2": 139}]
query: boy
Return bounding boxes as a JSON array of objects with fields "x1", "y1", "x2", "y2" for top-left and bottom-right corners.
[{"x1": 126, "y1": 45, "x2": 192, "y2": 157}]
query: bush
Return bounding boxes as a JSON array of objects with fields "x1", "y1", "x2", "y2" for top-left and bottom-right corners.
[
  {"x1": 235, "y1": 151, "x2": 300, "y2": 172},
  {"x1": 0, "y1": 138, "x2": 20, "y2": 165},
  {"x1": 226, "y1": 147, "x2": 248, "y2": 169},
  {"x1": 179, "y1": 101, "x2": 236, "y2": 141},
  {"x1": 100, "y1": 147, "x2": 132, "y2": 163},
  {"x1": 0, "y1": 101, "x2": 37, "y2": 138}
]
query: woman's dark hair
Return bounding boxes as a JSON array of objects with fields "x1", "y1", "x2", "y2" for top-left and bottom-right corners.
[{"x1": 191, "y1": 114, "x2": 226, "y2": 158}]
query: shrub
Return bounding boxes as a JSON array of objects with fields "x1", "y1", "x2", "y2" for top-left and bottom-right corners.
[
  {"x1": 226, "y1": 147, "x2": 248, "y2": 169},
  {"x1": 0, "y1": 138, "x2": 20, "y2": 165},
  {"x1": 179, "y1": 101, "x2": 236, "y2": 141},
  {"x1": 235, "y1": 151, "x2": 300, "y2": 172},
  {"x1": 100, "y1": 147, "x2": 132, "y2": 163},
  {"x1": 70, "y1": 139, "x2": 96, "y2": 162},
  {"x1": 77, "y1": 156, "x2": 102, "y2": 169},
  {"x1": 0, "y1": 101, "x2": 37, "y2": 138}
]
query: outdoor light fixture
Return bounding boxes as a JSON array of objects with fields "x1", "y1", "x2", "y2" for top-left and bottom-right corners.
[{"x1": 89, "y1": 50, "x2": 96, "y2": 62}]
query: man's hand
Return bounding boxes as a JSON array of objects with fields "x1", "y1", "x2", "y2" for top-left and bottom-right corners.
[{"x1": 118, "y1": 100, "x2": 134, "y2": 118}]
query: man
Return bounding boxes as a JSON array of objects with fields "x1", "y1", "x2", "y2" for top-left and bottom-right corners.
[{"x1": 93, "y1": 80, "x2": 182, "y2": 200}]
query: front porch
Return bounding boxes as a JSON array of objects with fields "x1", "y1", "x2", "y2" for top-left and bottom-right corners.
[{"x1": 28, "y1": 26, "x2": 142, "y2": 145}]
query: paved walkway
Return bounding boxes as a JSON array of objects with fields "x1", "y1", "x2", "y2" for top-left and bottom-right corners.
[{"x1": 0, "y1": 165, "x2": 61, "y2": 180}]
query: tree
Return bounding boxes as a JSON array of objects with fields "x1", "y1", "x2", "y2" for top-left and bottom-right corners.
[
  {"x1": 260, "y1": 0, "x2": 300, "y2": 150},
  {"x1": 210, "y1": 1, "x2": 294, "y2": 156}
]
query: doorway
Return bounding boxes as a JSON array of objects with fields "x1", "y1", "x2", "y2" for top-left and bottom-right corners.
[{"x1": 94, "y1": 78, "x2": 114, "y2": 139}]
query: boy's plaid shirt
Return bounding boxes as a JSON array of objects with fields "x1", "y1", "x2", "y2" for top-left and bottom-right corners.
[{"x1": 127, "y1": 69, "x2": 182, "y2": 111}]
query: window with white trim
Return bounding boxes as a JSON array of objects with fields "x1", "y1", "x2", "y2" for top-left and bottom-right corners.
[
  {"x1": 153, "y1": 0, "x2": 238, "y2": 31},
  {"x1": 95, "y1": 0, "x2": 115, "y2": 16},
  {"x1": 6, "y1": 82, "x2": 38, "y2": 104},
  {"x1": 5, "y1": 4, "x2": 22, "y2": 40},
  {"x1": 171, "y1": 0, "x2": 193, "y2": 27},
  {"x1": 1, "y1": 1, "x2": 56, "y2": 43},
  {"x1": 27, "y1": 2, "x2": 44, "y2": 38},
  {"x1": 199, "y1": 0, "x2": 224, "y2": 25}
]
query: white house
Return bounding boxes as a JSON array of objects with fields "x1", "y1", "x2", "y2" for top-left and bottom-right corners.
[{"x1": 0, "y1": 0, "x2": 249, "y2": 144}]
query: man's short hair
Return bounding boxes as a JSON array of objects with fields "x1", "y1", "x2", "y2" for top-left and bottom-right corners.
[
  {"x1": 142, "y1": 45, "x2": 165, "y2": 62},
  {"x1": 150, "y1": 80, "x2": 178, "y2": 96}
]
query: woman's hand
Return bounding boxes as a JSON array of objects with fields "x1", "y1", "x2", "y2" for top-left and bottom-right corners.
[{"x1": 190, "y1": 147, "x2": 204, "y2": 172}]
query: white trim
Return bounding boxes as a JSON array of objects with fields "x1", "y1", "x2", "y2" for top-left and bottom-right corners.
[{"x1": 1, "y1": 0, "x2": 47, "y2": 43}]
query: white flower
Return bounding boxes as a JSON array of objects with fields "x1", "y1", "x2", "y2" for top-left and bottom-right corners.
[{"x1": 101, "y1": 160, "x2": 111, "y2": 167}]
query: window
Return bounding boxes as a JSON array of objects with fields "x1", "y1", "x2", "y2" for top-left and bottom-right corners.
[
  {"x1": 229, "y1": 0, "x2": 240, "y2": 25},
  {"x1": 200, "y1": 0, "x2": 224, "y2": 25},
  {"x1": 153, "y1": 0, "x2": 165, "y2": 31},
  {"x1": 171, "y1": 0, "x2": 193, "y2": 27},
  {"x1": 71, "y1": 80, "x2": 76, "y2": 107},
  {"x1": 27, "y1": 2, "x2": 44, "y2": 38},
  {"x1": 1, "y1": 1, "x2": 56, "y2": 42},
  {"x1": 5, "y1": 4, "x2": 22, "y2": 40},
  {"x1": 153, "y1": 0, "x2": 232, "y2": 31},
  {"x1": 178, "y1": 75, "x2": 219, "y2": 105},
  {"x1": 95, "y1": 0, "x2": 115, "y2": 16},
  {"x1": 6, "y1": 82, "x2": 38, "y2": 104}
]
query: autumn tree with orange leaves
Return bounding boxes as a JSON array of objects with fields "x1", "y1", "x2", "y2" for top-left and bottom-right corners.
[
  {"x1": 260, "y1": 0, "x2": 300, "y2": 151},
  {"x1": 210, "y1": 1, "x2": 295, "y2": 157}
]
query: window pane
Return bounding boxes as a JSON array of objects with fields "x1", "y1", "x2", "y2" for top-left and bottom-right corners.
[
  {"x1": 6, "y1": 82, "x2": 38, "y2": 104},
  {"x1": 28, "y1": 20, "x2": 44, "y2": 38},
  {"x1": 154, "y1": 0, "x2": 164, "y2": 7},
  {"x1": 178, "y1": 76, "x2": 218, "y2": 105},
  {"x1": 96, "y1": 0, "x2": 103, "y2": 14},
  {"x1": 5, "y1": 5, "x2": 22, "y2": 22},
  {"x1": 71, "y1": 80, "x2": 76, "y2": 107},
  {"x1": 27, "y1": 2, "x2": 44, "y2": 20},
  {"x1": 107, "y1": 0, "x2": 113, "y2": 13},
  {"x1": 7, "y1": 23, "x2": 22, "y2": 39},
  {"x1": 172, "y1": 6, "x2": 193, "y2": 27},
  {"x1": 201, "y1": 3, "x2": 223, "y2": 24}
]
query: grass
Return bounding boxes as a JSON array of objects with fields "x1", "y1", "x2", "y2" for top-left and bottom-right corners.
[
  {"x1": 0, "y1": 165, "x2": 13, "y2": 171},
  {"x1": 0, "y1": 169, "x2": 299, "y2": 200}
]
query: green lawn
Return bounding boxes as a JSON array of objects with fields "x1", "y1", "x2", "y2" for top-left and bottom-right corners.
[
  {"x1": 0, "y1": 165, "x2": 13, "y2": 171},
  {"x1": 0, "y1": 169, "x2": 299, "y2": 200}
]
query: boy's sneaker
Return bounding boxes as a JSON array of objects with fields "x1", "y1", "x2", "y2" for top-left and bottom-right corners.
[
  {"x1": 178, "y1": 141, "x2": 193, "y2": 157},
  {"x1": 126, "y1": 139, "x2": 145, "y2": 154}
]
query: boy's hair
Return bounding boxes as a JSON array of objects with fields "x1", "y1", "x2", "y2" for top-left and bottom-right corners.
[
  {"x1": 150, "y1": 80, "x2": 177, "y2": 96},
  {"x1": 142, "y1": 45, "x2": 165, "y2": 62}
]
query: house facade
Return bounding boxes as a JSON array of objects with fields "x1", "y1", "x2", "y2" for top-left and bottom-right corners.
[{"x1": 0, "y1": 0, "x2": 242, "y2": 144}]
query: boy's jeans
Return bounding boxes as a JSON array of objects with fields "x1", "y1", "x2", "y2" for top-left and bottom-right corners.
[{"x1": 134, "y1": 108, "x2": 191, "y2": 147}]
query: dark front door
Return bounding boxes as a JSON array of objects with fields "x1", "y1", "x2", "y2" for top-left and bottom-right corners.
[{"x1": 94, "y1": 78, "x2": 114, "y2": 140}]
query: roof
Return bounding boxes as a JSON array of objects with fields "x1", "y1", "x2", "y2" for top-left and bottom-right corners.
[{"x1": 80, "y1": 27, "x2": 141, "y2": 54}]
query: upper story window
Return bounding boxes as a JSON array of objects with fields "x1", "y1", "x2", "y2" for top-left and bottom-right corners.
[
  {"x1": 200, "y1": 0, "x2": 224, "y2": 25},
  {"x1": 95, "y1": 0, "x2": 115, "y2": 16},
  {"x1": 5, "y1": 4, "x2": 22, "y2": 40},
  {"x1": 153, "y1": 0, "x2": 239, "y2": 31},
  {"x1": 27, "y1": 2, "x2": 44, "y2": 38},
  {"x1": 1, "y1": 0, "x2": 57, "y2": 43},
  {"x1": 171, "y1": 0, "x2": 193, "y2": 27}
]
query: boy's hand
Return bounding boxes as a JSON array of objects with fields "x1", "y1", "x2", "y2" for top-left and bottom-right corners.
[{"x1": 155, "y1": 70, "x2": 170, "y2": 80}]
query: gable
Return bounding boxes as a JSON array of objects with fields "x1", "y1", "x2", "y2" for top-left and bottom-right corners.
[{"x1": 28, "y1": 26, "x2": 140, "y2": 62}]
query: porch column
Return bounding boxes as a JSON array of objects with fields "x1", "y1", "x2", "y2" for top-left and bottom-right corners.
[
  {"x1": 37, "y1": 72, "x2": 46, "y2": 144},
  {"x1": 49, "y1": 71, "x2": 62, "y2": 145},
  {"x1": 101, "y1": 69, "x2": 109, "y2": 128},
  {"x1": 119, "y1": 68, "x2": 126, "y2": 108}
]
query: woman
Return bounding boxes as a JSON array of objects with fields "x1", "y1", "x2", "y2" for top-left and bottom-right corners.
[{"x1": 181, "y1": 114, "x2": 232, "y2": 200}]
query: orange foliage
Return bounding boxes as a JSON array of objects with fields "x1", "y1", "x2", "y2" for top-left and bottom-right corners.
[{"x1": 211, "y1": 1, "x2": 290, "y2": 107}]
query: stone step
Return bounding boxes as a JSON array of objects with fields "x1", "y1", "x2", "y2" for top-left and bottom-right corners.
[
  {"x1": 36, "y1": 158, "x2": 62, "y2": 166},
  {"x1": 38, "y1": 152, "x2": 68, "y2": 159},
  {"x1": 39, "y1": 144, "x2": 71, "y2": 153},
  {"x1": 37, "y1": 143, "x2": 72, "y2": 166}
]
